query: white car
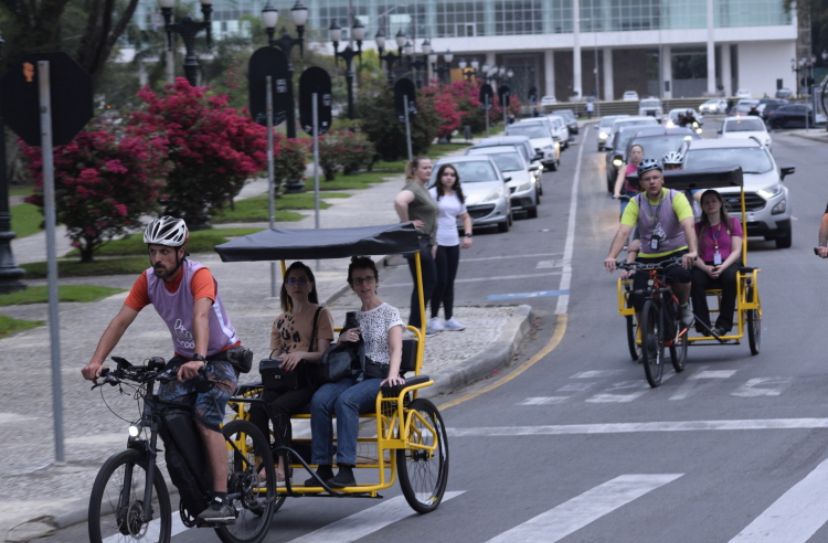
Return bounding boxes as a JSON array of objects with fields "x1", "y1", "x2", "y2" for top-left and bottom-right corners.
[
  {"x1": 507, "y1": 120, "x2": 561, "y2": 170},
  {"x1": 699, "y1": 98, "x2": 728, "y2": 115},
  {"x1": 735, "y1": 89, "x2": 752, "y2": 99},
  {"x1": 622, "y1": 90, "x2": 639, "y2": 101},
  {"x1": 596, "y1": 114, "x2": 629, "y2": 151},
  {"x1": 638, "y1": 97, "x2": 663, "y2": 118},
  {"x1": 545, "y1": 114, "x2": 571, "y2": 149},
  {"x1": 719, "y1": 116, "x2": 772, "y2": 149},
  {"x1": 466, "y1": 146, "x2": 540, "y2": 218},
  {"x1": 540, "y1": 95, "x2": 557, "y2": 107}
]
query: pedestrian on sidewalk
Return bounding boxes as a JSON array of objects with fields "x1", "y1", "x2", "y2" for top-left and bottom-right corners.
[
  {"x1": 81, "y1": 216, "x2": 242, "y2": 525},
  {"x1": 428, "y1": 163, "x2": 472, "y2": 332},
  {"x1": 394, "y1": 156, "x2": 438, "y2": 334},
  {"x1": 249, "y1": 261, "x2": 334, "y2": 482}
]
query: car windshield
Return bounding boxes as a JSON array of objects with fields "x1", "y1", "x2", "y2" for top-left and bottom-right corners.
[
  {"x1": 469, "y1": 145, "x2": 520, "y2": 157},
  {"x1": 685, "y1": 147, "x2": 773, "y2": 174},
  {"x1": 724, "y1": 118, "x2": 765, "y2": 132},
  {"x1": 558, "y1": 110, "x2": 575, "y2": 121},
  {"x1": 508, "y1": 125, "x2": 548, "y2": 139},
  {"x1": 632, "y1": 135, "x2": 692, "y2": 162},
  {"x1": 641, "y1": 99, "x2": 660, "y2": 107},
  {"x1": 486, "y1": 153, "x2": 524, "y2": 172},
  {"x1": 450, "y1": 161, "x2": 500, "y2": 183}
]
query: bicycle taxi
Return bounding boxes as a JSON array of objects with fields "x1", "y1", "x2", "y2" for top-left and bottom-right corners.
[
  {"x1": 215, "y1": 222, "x2": 449, "y2": 515},
  {"x1": 616, "y1": 166, "x2": 762, "y2": 366}
]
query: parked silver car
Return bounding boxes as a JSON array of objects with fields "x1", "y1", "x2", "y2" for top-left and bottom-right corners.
[
  {"x1": 430, "y1": 155, "x2": 513, "y2": 233},
  {"x1": 506, "y1": 119, "x2": 561, "y2": 171},
  {"x1": 466, "y1": 145, "x2": 540, "y2": 218}
]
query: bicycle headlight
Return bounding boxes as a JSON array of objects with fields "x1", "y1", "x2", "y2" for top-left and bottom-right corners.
[
  {"x1": 612, "y1": 158, "x2": 623, "y2": 168},
  {"x1": 128, "y1": 425, "x2": 140, "y2": 437}
]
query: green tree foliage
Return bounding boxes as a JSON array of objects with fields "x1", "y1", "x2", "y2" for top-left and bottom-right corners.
[{"x1": 358, "y1": 84, "x2": 439, "y2": 161}]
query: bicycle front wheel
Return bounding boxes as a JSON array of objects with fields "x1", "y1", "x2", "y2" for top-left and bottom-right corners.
[
  {"x1": 640, "y1": 300, "x2": 665, "y2": 388},
  {"x1": 397, "y1": 398, "x2": 450, "y2": 514},
  {"x1": 669, "y1": 328, "x2": 688, "y2": 373},
  {"x1": 88, "y1": 449, "x2": 172, "y2": 543},
  {"x1": 215, "y1": 420, "x2": 276, "y2": 543}
]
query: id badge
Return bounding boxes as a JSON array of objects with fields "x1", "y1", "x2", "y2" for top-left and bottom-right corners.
[
  {"x1": 713, "y1": 250, "x2": 722, "y2": 266},
  {"x1": 650, "y1": 237, "x2": 660, "y2": 251}
]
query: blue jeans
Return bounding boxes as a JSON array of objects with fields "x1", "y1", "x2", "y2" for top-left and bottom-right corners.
[{"x1": 310, "y1": 377, "x2": 381, "y2": 466}]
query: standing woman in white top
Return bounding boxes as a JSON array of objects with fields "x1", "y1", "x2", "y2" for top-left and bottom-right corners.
[{"x1": 428, "y1": 163, "x2": 473, "y2": 331}]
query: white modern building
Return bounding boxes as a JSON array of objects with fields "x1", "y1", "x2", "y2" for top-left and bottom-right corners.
[{"x1": 134, "y1": 0, "x2": 800, "y2": 102}]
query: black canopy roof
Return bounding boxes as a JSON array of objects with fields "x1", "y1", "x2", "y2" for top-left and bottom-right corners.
[{"x1": 214, "y1": 223, "x2": 424, "y2": 262}]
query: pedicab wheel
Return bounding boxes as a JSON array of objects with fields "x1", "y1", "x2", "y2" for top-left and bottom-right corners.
[
  {"x1": 397, "y1": 398, "x2": 449, "y2": 514},
  {"x1": 88, "y1": 449, "x2": 172, "y2": 543},
  {"x1": 669, "y1": 328, "x2": 688, "y2": 373},
  {"x1": 639, "y1": 300, "x2": 664, "y2": 388},
  {"x1": 747, "y1": 288, "x2": 761, "y2": 355},
  {"x1": 625, "y1": 315, "x2": 640, "y2": 361},
  {"x1": 216, "y1": 420, "x2": 276, "y2": 543}
]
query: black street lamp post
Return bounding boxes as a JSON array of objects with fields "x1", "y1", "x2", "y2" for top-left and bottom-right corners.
[
  {"x1": 404, "y1": 38, "x2": 432, "y2": 88},
  {"x1": 330, "y1": 19, "x2": 365, "y2": 120},
  {"x1": 158, "y1": 0, "x2": 213, "y2": 86},
  {"x1": 0, "y1": 33, "x2": 25, "y2": 293},
  {"x1": 261, "y1": 0, "x2": 309, "y2": 139},
  {"x1": 375, "y1": 28, "x2": 406, "y2": 84},
  {"x1": 429, "y1": 49, "x2": 454, "y2": 84}
]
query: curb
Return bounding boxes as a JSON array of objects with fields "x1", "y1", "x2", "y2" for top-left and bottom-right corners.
[{"x1": 421, "y1": 304, "x2": 533, "y2": 399}]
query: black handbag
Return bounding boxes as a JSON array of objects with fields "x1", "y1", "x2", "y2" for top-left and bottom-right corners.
[
  {"x1": 315, "y1": 312, "x2": 362, "y2": 384},
  {"x1": 259, "y1": 307, "x2": 322, "y2": 392}
]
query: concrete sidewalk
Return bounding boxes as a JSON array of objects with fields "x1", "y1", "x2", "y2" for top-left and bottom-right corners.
[{"x1": 0, "y1": 151, "x2": 536, "y2": 542}]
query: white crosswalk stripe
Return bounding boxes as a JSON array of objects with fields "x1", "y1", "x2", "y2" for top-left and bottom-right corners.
[
  {"x1": 286, "y1": 491, "x2": 464, "y2": 543},
  {"x1": 485, "y1": 474, "x2": 683, "y2": 542}
]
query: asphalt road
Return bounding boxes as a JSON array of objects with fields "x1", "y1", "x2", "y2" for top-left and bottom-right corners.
[{"x1": 43, "y1": 122, "x2": 828, "y2": 543}]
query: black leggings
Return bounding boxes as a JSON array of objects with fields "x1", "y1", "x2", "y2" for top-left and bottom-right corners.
[
  {"x1": 431, "y1": 245, "x2": 460, "y2": 319},
  {"x1": 406, "y1": 243, "x2": 437, "y2": 328},
  {"x1": 690, "y1": 265, "x2": 739, "y2": 331},
  {"x1": 249, "y1": 386, "x2": 315, "y2": 455}
]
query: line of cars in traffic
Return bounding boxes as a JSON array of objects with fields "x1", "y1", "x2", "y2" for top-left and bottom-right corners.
[
  {"x1": 598, "y1": 109, "x2": 796, "y2": 249},
  {"x1": 429, "y1": 112, "x2": 577, "y2": 233}
]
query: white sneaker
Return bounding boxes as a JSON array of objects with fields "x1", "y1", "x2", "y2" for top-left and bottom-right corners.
[
  {"x1": 427, "y1": 317, "x2": 444, "y2": 335},
  {"x1": 680, "y1": 304, "x2": 694, "y2": 328},
  {"x1": 443, "y1": 317, "x2": 466, "y2": 331}
]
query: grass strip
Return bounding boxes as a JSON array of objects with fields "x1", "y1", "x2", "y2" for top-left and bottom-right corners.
[
  {"x1": 0, "y1": 285, "x2": 126, "y2": 306},
  {"x1": 213, "y1": 193, "x2": 343, "y2": 223},
  {"x1": 0, "y1": 314, "x2": 43, "y2": 338},
  {"x1": 11, "y1": 203, "x2": 42, "y2": 238},
  {"x1": 22, "y1": 256, "x2": 150, "y2": 279}
]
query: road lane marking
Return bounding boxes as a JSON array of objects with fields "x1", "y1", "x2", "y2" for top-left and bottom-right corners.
[
  {"x1": 519, "y1": 396, "x2": 569, "y2": 405},
  {"x1": 670, "y1": 368, "x2": 738, "y2": 401},
  {"x1": 555, "y1": 124, "x2": 588, "y2": 316},
  {"x1": 461, "y1": 252, "x2": 562, "y2": 263},
  {"x1": 485, "y1": 474, "x2": 682, "y2": 543},
  {"x1": 731, "y1": 377, "x2": 792, "y2": 398},
  {"x1": 448, "y1": 418, "x2": 828, "y2": 437},
  {"x1": 536, "y1": 259, "x2": 563, "y2": 269},
  {"x1": 691, "y1": 369, "x2": 738, "y2": 380},
  {"x1": 287, "y1": 491, "x2": 464, "y2": 543},
  {"x1": 729, "y1": 458, "x2": 828, "y2": 543},
  {"x1": 571, "y1": 370, "x2": 627, "y2": 379}
]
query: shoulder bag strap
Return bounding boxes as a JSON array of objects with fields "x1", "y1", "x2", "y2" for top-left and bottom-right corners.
[{"x1": 308, "y1": 306, "x2": 323, "y2": 352}]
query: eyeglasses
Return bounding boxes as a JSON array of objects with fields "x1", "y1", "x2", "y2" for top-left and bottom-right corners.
[
  {"x1": 286, "y1": 277, "x2": 309, "y2": 285},
  {"x1": 351, "y1": 275, "x2": 376, "y2": 285}
]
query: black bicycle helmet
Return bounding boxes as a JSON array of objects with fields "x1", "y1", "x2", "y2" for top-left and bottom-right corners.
[
  {"x1": 143, "y1": 216, "x2": 188, "y2": 247},
  {"x1": 637, "y1": 158, "x2": 662, "y2": 177}
]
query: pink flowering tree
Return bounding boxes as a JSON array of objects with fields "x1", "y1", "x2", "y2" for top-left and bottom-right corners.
[
  {"x1": 421, "y1": 85, "x2": 462, "y2": 140},
  {"x1": 129, "y1": 78, "x2": 267, "y2": 227},
  {"x1": 23, "y1": 127, "x2": 167, "y2": 262}
]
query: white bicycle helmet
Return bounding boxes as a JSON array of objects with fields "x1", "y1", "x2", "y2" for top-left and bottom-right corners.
[
  {"x1": 637, "y1": 158, "x2": 662, "y2": 177},
  {"x1": 143, "y1": 216, "x2": 188, "y2": 247},
  {"x1": 662, "y1": 151, "x2": 684, "y2": 167}
]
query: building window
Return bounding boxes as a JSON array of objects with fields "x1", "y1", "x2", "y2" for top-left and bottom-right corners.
[
  {"x1": 494, "y1": 0, "x2": 543, "y2": 36},
  {"x1": 436, "y1": 2, "x2": 484, "y2": 38}
]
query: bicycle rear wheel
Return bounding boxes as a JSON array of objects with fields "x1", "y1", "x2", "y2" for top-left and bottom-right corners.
[
  {"x1": 626, "y1": 315, "x2": 640, "y2": 361},
  {"x1": 397, "y1": 398, "x2": 450, "y2": 514},
  {"x1": 88, "y1": 449, "x2": 172, "y2": 543},
  {"x1": 215, "y1": 420, "x2": 276, "y2": 543},
  {"x1": 640, "y1": 300, "x2": 665, "y2": 388}
]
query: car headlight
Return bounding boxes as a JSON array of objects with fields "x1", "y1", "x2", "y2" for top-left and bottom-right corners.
[
  {"x1": 518, "y1": 182, "x2": 532, "y2": 192},
  {"x1": 599, "y1": 131, "x2": 608, "y2": 140},
  {"x1": 771, "y1": 198, "x2": 787, "y2": 214},
  {"x1": 758, "y1": 184, "x2": 782, "y2": 200}
]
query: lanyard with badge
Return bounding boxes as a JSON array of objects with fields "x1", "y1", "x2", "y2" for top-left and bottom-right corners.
[
  {"x1": 645, "y1": 194, "x2": 666, "y2": 251},
  {"x1": 710, "y1": 223, "x2": 723, "y2": 265}
]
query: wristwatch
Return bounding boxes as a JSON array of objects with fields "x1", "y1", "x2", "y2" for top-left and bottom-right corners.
[
  {"x1": 464, "y1": 233, "x2": 473, "y2": 238},
  {"x1": 191, "y1": 353, "x2": 206, "y2": 362}
]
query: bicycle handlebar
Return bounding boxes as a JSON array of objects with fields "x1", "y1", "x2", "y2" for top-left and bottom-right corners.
[
  {"x1": 615, "y1": 255, "x2": 686, "y2": 272},
  {"x1": 90, "y1": 356, "x2": 179, "y2": 390}
]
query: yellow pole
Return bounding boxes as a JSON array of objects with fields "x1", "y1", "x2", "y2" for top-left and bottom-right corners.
[
  {"x1": 740, "y1": 190, "x2": 747, "y2": 266},
  {"x1": 414, "y1": 251, "x2": 426, "y2": 337}
]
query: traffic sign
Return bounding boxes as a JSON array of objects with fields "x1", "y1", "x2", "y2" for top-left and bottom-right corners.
[
  {"x1": 394, "y1": 78, "x2": 418, "y2": 122},
  {"x1": 479, "y1": 83, "x2": 494, "y2": 110},
  {"x1": 248, "y1": 46, "x2": 290, "y2": 126},
  {"x1": 298, "y1": 67, "x2": 332, "y2": 136},
  {"x1": 1, "y1": 52, "x2": 92, "y2": 147}
]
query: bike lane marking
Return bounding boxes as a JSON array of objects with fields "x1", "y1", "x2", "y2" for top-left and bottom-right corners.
[
  {"x1": 485, "y1": 473, "x2": 682, "y2": 543},
  {"x1": 286, "y1": 491, "x2": 464, "y2": 543},
  {"x1": 729, "y1": 457, "x2": 828, "y2": 543}
]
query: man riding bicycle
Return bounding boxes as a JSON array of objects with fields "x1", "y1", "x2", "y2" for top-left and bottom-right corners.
[
  {"x1": 604, "y1": 159, "x2": 698, "y2": 327},
  {"x1": 82, "y1": 216, "x2": 241, "y2": 525}
]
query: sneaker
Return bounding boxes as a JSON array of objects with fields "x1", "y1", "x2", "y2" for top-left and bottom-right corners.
[
  {"x1": 714, "y1": 326, "x2": 731, "y2": 337},
  {"x1": 303, "y1": 465, "x2": 334, "y2": 487},
  {"x1": 197, "y1": 498, "x2": 236, "y2": 525},
  {"x1": 424, "y1": 325, "x2": 439, "y2": 337},
  {"x1": 443, "y1": 317, "x2": 466, "y2": 331},
  {"x1": 428, "y1": 317, "x2": 445, "y2": 332},
  {"x1": 328, "y1": 465, "x2": 356, "y2": 488},
  {"x1": 680, "y1": 304, "x2": 694, "y2": 328}
]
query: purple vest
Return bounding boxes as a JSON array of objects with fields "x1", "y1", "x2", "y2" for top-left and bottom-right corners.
[
  {"x1": 147, "y1": 259, "x2": 239, "y2": 358},
  {"x1": 635, "y1": 189, "x2": 687, "y2": 256}
]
